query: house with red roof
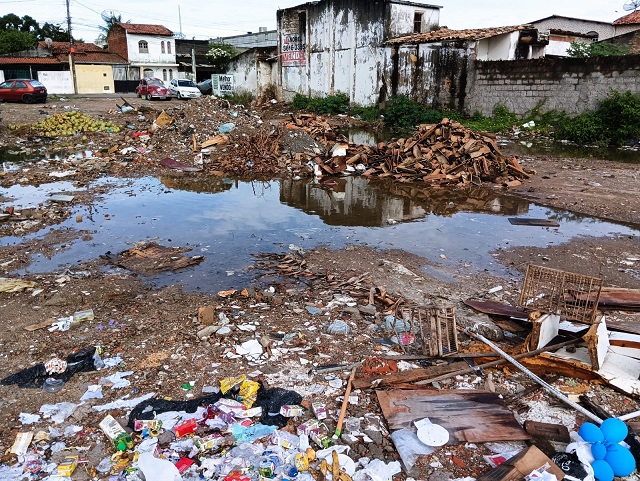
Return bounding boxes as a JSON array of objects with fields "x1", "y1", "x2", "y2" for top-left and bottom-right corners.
[
  {"x1": 107, "y1": 23, "x2": 178, "y2": 89},
  {"x1": 0, "y1": 41, "x2": 127, "y2": 94}
]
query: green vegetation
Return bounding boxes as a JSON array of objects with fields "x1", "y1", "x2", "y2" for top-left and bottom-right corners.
[
  {"x1": 567, "y1": 41, "x2": 630, "y2": 58},
  {"x1": 206, "y1": 43, "x2": 238, "y2": 73},
  {"x1": 292, "y1": 92, "x2": 350, "y2": 115},
  {"x1": 290, "y1": 90, "x2": 640, "y2": 147},
  {"x1": 224, "y1": 90, "x2": 254, "y2": 108},
  {"x1": 0, "y1": 13, "x2": 71, "y2": 54}
]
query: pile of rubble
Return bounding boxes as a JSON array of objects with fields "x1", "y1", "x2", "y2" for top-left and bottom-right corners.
[{"x1": 290, "y1": 116, "x2": 534, "y2": 187}]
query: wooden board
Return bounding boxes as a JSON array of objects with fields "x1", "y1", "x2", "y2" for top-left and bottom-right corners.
[
  {"x1": 376, "y1": 389, "x2": 530, "y2": 443},
  {"x1": 353, "y1": 361, "x2": 468, "y2": 390},
  {"x1": 508, "y1": 218, "x2": 560, "y2": 227}
]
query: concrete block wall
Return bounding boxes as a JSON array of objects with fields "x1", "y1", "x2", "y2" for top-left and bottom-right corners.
[{"x1": 465, "y1": 55, "x2": 640, "y2": 117}]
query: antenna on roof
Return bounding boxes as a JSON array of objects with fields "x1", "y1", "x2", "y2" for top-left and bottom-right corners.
[
  {"x1": 44, "y1": 37, "x2": 53, "y2": 48},
  {"x1": 101, "y1": 9, "x2": 121, "y2": 22},
  {"x1": 623, "y1": 0, "x2": 640, "y2": 11}
]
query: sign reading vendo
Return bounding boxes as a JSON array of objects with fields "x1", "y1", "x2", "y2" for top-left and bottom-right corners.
[
  {"x1": 281, "y1": 33, "x2": 306, "y2": 66},
  {"x1": 212, "y1": 74, "x2": 235, "y2": 96}
]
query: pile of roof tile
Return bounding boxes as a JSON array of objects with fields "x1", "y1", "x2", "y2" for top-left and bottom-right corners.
[{"x1": 292, "y1": 116, "x2": 533, "y2": 187}]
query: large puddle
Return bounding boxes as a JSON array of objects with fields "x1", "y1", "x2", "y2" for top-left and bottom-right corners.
[{"x1": 1, "y1": 175, "x2": 638, "y2": 291}]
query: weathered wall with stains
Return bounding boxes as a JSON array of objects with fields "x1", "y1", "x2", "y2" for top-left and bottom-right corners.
[
  {"x1": 465, "y1": 55, "x2": 640, "y2": 116},
  {"x1": 387, "y1": 3, "x2": 439, "y2": 38},
  {"x1": 476, "y1": 32, "x2": 519, "y2": 61},
  {"x1": 276, "y1": 0, "x2": 440, "y2": 105},
  {"x1": 391, "y1": 41, "x2": 469, "y2": 110},
  {"x1": 226, "y1": 48, "x2": 277, "y2": 96}
]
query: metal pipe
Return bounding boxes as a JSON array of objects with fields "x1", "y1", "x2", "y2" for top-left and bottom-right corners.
[{"x1": 466, "y1": 329, "x2": 603, "y2": 424}]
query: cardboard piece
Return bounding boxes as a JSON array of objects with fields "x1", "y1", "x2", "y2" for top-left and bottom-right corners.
[{"x1": 478, "y1": 445, "x2": 564, "y2": 481}]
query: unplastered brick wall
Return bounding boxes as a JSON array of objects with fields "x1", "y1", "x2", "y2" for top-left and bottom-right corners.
[{"x1": 465, "y1": 55, "x2": 640, "y2": 117}]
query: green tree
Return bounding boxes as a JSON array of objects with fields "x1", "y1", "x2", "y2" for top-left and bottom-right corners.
[
  {"x1": 96, "y1": 14, "x2": 130, "y2": 47},
  {"x1": 0, "y1": 29, "x2": 37, "y2": 54},
  {"x1": 206, "y1": 43, "x2": 238, "y2": 72},
  {"x1": 0, "y1": 14, "x2": 38, "y2": 33},
  {"x1": 567, "y1": 41, "x2": 630, "y2": 58},
  {"x1": 37, "y1": 22, "x2": 70, "y2": 42}
]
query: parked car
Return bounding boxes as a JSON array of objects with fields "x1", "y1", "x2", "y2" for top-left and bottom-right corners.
[
  {"x1": 0, "y1": 79, "x2": 47, "y2": 103},
  {"x1": 136, "y1": 78, "x2": 171, "y2": 100},
  {"x1": 169, "y1": 79, "x2": 202, "y2": 99},
  {"x1": 197, "y1": 79, "x2": 212, "y2": 95}
]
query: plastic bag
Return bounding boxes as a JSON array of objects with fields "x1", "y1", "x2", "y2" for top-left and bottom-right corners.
[
  {"x1": 254, "y1": 387, "x2": 303, "y2": 428},
  {"x1": 1, "y1": 347, "x2": 98, "y2": 388},
  {"x1": 127, "y1": 393, "x2": 222, "y2": 429},
  {"x1": 390, "y1": 428, "x2": 434, "y2": 475}
]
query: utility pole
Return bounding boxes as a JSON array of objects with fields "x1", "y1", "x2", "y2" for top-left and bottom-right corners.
[
  {"x1": 191, "y1": 37, "x2": 197, "y2": 81},
  {"x1": 66, "y1": 0, "x2": 78, "y2": 94}
]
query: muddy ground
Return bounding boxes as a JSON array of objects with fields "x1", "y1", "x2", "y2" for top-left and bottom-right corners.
[{"x1": 0, "y1": 96, "x2": 639, "y2": 480}]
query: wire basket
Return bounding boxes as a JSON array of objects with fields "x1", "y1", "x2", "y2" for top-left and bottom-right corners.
[
  {"x1": 401, "y1": 305, "x2": 459, "y2": 356},
  {"x1": 518, "y1": 264, "x2": 603, "y2": 324}
]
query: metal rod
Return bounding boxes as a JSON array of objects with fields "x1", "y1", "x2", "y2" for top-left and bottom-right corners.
[
  {"x1": 467, "y1": 329, "x2": 603, "y2": 424},
  {"x1": 416, "y1": 337, "x2": 581, "y2": 386},
  {"x1": 619, "y1": 410, "x2": 640, "y2": 422}
]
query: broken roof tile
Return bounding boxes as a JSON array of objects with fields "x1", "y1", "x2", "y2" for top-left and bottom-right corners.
[{"x1": 388, "y1": 25, "x2": 530, "y2": 45}]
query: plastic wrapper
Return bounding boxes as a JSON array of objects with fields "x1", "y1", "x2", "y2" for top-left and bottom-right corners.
[
  {"x1": 239, "y1": 380, "x2": 259, "y2": 408},
  {"x1": 254, "y1": 387, "x2": 302, "y2": 428},
  {"x1": 390, "y1": 428, "x2": 435, "y2": 475},
  {"x1": 220, "y1": 375, "x2": 247, "y2": 395}
]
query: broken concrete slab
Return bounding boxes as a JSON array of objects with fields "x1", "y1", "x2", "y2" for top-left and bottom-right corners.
[{"x1": 457, "y1": 312, "x2": 504, "y2": 342}]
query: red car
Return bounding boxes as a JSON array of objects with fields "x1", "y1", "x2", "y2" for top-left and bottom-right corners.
[
  {"x1": 0, "y1": 79, "x2": 47, "y2": 103},
  {"x1": 136, "y1": 78, "x2": 171, "y2": 100}
]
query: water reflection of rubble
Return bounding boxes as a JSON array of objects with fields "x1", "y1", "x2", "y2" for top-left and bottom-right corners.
[{"x1": 280, "y1": 177, "x2": 531, "y2": 227}]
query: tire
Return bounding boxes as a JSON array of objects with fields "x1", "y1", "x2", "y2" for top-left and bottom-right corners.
[
  {"x1": 23, "y1": 94, "x2": 34, "y2": 104},
  {"x1": 145, "y1": 94, "x2": 151, "y2": 101},
  {"x1": 177, "y1": 92, "x2": 182, "y2": 100},
  {"x1": 137, "y1": 92, "x2": 141, "y2": 98}
]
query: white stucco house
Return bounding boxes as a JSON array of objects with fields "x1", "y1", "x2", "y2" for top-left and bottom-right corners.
[
  {"x1": 107, "y1": 23, "x2": 178, "y2": 85},
  {"x1": 275, "y1": 0, "x2": 442, "y2": 105}
]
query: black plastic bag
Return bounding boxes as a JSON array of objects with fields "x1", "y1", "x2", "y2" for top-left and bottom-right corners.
[
  {"x1": 552, "y1": 452, "x2": 589, "y2": 481},
  {"x1": 0, "y1": 346, "x2": 98, "y2": 388},
  {"x1": 127, "y1": 393, "x2": 223, "y2": 429},
  {"x1": 254, "y1": 387, "x2": 303, "y2": 428}
]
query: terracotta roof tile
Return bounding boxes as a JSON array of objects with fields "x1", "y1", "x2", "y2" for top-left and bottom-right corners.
[
  {"x1": 613, "y1": 11, "x2": 640, "y2": 25},
  {"x1": 38, "y1": 41, "x2": 104, "y2": 54},
  {"x1": 53, "y1": 52, "x2": 127, "y2": 64},
  {"x1": 118, "y1": 23, "x2": 173, "y2": 36},
  {"x1": 0, "y1": 57, "x2": 61, "y2": 65},
  {"x1": 389, "y1": 25, "x2": 528, "y2": 44}
]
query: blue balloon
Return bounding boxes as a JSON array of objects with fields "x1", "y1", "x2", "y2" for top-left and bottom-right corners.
[
  {"x1": 600, "y1": 418, "x2": 628, "y2": 444},
  {"x1": 591, "y1": 442, "x2": 607, "y2": 460},
  {"x1": 579, "y1": 422, "x2": 604, "y2": 443},
  {"x1": 604, "y1": 444, "x2": 635, "y2": 477},
  {"x1": 592, "y1": 459, "x2": 614, "y2": 481}
]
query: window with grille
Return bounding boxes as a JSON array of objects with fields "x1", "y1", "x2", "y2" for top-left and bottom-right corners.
[
  {"x1": 138, "y1": 41, "x2": 149, "y2": 53},
  {"x1": 161, "y1": 41, "x2": 165, "y2": 54}
]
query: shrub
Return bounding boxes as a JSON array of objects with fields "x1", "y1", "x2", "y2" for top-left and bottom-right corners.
[
  {"x1": 224, "y1": 89, "x2": 254, "y2": 108},
  {"x1": 291, "y1": 93, "x2": 350, "y2": 115},
  {"x1": 594, "y1": 90, "x2": 640, "y2": 145}
]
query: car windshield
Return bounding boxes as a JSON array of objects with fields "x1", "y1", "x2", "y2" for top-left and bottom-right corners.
[
  {"x1": 30, "y1": 80, "x2": 45, "y2": 88},
  {"x1": 147, "y1": 79, "x2": 164, "y2": 86},
  {"x1": 178, "y1": 80, "x2": 196, "y2": 87}
]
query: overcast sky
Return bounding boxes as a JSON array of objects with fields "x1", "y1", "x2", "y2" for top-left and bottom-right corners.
[{"x1": 0, "y1": 0, "x2": 631, "y2": 43}]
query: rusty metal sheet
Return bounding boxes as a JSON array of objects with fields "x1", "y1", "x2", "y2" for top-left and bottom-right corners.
[
  {"x1": 464, "y1": 299, "x2": 528, "y2": 319},
  {"x1": 376, "y1": 389, "x2": 530, "y2": 443},
  {"x1": 573, "y1": 288, "x2": 640, "y2": 310}
]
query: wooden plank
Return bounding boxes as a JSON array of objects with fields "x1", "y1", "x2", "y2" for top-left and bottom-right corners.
[
  {"x1": 352, "y1": 361, "x2": 468, "y2": 390},
  {"x1": 24, "y1": 318, "x2": 55, "y2": 332},
  {"x1": 524, "y1": 420, "x2": 570, "y2": 443},
  {"x1": 376, "y1": 389, "x2": 530, "y2": 443},
  {"x1": 508, "y1": 218, "x2": 560, "y2": 227},
  {"x1": 572, "y1": 288, "x2": 640, "y2": 309}
]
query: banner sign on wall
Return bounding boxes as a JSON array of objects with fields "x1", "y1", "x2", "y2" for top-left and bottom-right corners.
[
  {"x1": 281, "y1": 33, "x2": 306, "y2": 66},
  {"x1": 212, "y1": 74, "x2": 235, "y2": 96}
]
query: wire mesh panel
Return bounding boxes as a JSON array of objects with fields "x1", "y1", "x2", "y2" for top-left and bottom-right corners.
[
  {"x1": 518, "y1": 264, "x2": 603, "y2": 324},
  {"x1": 402, "y1": 305, "x2": 459, "y2": 356}
]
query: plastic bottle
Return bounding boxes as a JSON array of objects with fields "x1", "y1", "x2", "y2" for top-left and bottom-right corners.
[{"x1": 43, "y1": 378, "x2": 64, "y2": 393}]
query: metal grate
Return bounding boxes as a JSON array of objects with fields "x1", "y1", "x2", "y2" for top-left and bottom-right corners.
[
  {"x1": 402, "y1": 305, "x2": 459, "y2": 356},
  {"x1": 518, "y1": 264, "x2": 603, "y2": 324}
]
